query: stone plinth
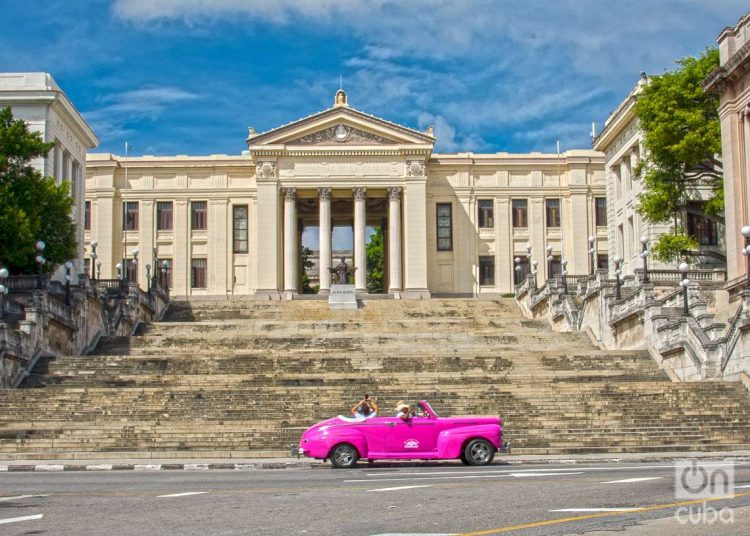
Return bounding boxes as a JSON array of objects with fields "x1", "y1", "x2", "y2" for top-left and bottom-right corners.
[{"x1": 328, "y1": 284, "x2": 357, "y2": 310}]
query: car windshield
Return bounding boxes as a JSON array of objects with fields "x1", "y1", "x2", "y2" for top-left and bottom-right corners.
[{"x1": 412, "y1": 403, "x2": 430, "y2": 418}]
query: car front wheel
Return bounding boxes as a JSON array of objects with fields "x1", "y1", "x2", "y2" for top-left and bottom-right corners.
[
  {"x1": 330, "y1": 444, "x2": 359, "y2": 469},
  {"x1": 464, "y1": 439, "x2": 495, "y2": 466}
]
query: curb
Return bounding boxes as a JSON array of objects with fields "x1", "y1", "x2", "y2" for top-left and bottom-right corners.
[{"x1": 0, "y1": 461, "x2": 321, "y2": 472}]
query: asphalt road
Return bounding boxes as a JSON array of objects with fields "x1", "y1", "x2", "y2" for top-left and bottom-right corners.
[{"x1": 2, "y1": 461, "x2": 750, "y2": 535}]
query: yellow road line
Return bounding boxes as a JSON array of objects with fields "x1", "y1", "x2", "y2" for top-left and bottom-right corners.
[{"x1": 459, "y1": 490, "x2": 750, "y2": 535}]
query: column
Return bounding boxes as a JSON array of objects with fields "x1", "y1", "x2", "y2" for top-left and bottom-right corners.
[
  {"x1": 283, "y1": 187, "x2": 298, "y2": 296},
  {"x1": 353, "y1": 187, "x2": 367, "y2": 292},
  {"x1": 254, "y1": 179, "x2": 281, "y2": 298},
  {"x1": 387, "y1": 187, "x2": 402, "y2": 293},
  {"x1": 318, "y1": 187, "x2": 332, "y2": 294}
]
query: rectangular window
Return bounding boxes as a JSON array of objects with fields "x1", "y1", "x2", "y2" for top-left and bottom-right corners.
[
  {"x1": 191, "y1": 258, "x2": 207, "y2": 288},
  {"x1": 123, "y1": 201, "x2": 139, "y2": 231},
  {"x1": 546, "y1": 199, "x2": 561, "y2": 228},
  {"x1": 687, "y1": 212, "x2": 719, "y2": 246},
  {"x1": 436, "y1": 203, "x2": 452, "y2": 251},
  {"x1": 479, "y1": 256, "x2": 495, "y2": 286},
  {"x1": 595, "y1": 197, "x2": 607, "y2": 227},
  {"x1": 596, "y1": 254, "x2": 609, "y2": 270},
  {"x1": 512, "y1": 199, "x2": 528, "y2": 228},
  {"x1": 156, "y1": 202, "x2": 173, "y2": 231},
  {"x1": 84, "y1": 200, "x2": 91, "y2": 231},
  {"x1": 125, "y1": 258, "x2": 138, "y2": 282},
  {"x1": 233, "y1": 205, "x2": 249, "y2": 253},
  {"x1": 477, "y1": 199, "x2": 494, "y2": 229},
  {"x1": 191, "y1": 201, "x2": 208, "y2": 230},
  {"x1": 513, "y1": 256, "x2": 531, "y2": 285},
  {"x1": 548, "y1": 255, "x2": 562, "y2": 278},
  {"x1": 159, "y1": 258, "x2": 173, "y2": 288}
]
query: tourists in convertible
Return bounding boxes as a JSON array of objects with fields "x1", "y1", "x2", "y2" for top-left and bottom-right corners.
[{"x1": 350, "y1": 394, "x2": 378, "y2": 420}]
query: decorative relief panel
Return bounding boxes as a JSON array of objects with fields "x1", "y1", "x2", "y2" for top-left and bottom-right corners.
[
  {"x1": 256, "y1": 161, "x2": 277, "y2": 179},
  {"x1": 406, "y1": 160, "x2": 426, "y2": 176},
  {"x1": 288, "y1": 124, "x2": 397, "y2": 145}
]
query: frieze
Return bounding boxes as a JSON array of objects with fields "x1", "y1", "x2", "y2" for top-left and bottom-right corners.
[
  {"x1": 288, "y1": 124, "x2": 397, "y2": 145},
  {"x1": 283, "y1": 160, "x2": 401, "y2": 177},
  {"x1": 605, "y1": 122, "x2": 639, "y2": 161}
]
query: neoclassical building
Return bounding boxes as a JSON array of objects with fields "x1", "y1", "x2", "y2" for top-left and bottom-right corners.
[{"x1": 85, "y1": 90, "x2": 606, "y2": 298}]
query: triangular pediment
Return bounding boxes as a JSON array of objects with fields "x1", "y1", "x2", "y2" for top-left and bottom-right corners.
[{"x1": 248, "y1": 105, "x2": 435, "y2": 149}]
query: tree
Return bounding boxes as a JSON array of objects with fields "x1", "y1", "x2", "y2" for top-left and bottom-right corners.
[
  {"x1": 0, "y1": 107, "x2": 77, "y2": 274},
  {"x1": 634, "y1": 48, "x2": 722, "y2": 264},
  {"x1": 300, "y1": 246, "x2": 317, "y2": 294},
  {"x1": 366, "y1": 226, "x2": 384, "y2": 293}
]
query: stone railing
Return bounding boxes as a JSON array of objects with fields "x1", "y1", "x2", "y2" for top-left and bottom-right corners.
[
  {"x1": 634, "y1": 268, "x2": 727, "y2": 288},
  {"x1": 0, "y1": 275, "x2": 170, "y2": 388},
  {"x1": 516, "y1": 266, "x2": 750, "y2": 383}
]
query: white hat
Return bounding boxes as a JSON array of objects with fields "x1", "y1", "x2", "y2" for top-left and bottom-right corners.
[{"x1": 396, "y1": 403, "x2": 409, "y2": 412}]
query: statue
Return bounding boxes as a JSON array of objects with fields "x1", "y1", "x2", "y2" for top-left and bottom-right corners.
[{"x1": 329, "y1": 257, "x2": 355, "y2": 285}]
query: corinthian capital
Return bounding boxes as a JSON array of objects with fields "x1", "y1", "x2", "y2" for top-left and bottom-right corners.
[
  {"x1": 352, "y1": 187, "x2": 367, "y2": 201},
  {"x1": 387, "y1": 186, "x2": 402, "y2": 201},
  {"x1": 282, "y1": 187, "x2": 297, "y2": 201},
  {"x1": 318, "y1": 187, "x2": 332, "y2": 200}
]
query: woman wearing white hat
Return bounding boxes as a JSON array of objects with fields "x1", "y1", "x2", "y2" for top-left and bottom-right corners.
[{"x1": 395, "y1": 401, "x2": 411, "y2": 420}]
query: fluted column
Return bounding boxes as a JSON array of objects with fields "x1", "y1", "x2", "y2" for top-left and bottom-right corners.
[
  {"x1": 387, "y1": 187, "x2": 402, "y2": 293},
  {"x1": 282, "y1": 188, "x2": 298, "y2": 296},
  {"x1": 353, "y1": 187, "x2": 367, "y2": 292},
  {"x1": 318, "y1": 187, "x2": 332, "y2": 294}
]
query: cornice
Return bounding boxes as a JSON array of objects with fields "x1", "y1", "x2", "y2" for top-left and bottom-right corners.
[{"x1": 704, "y1": 39, "x2": 750, "y2": 94}]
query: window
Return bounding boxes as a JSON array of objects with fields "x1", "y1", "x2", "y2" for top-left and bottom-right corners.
[
  {"x1": 191, "y1": 258, "x2": 207, "y2": 288},
  {"x1": 436, "y1": 203, "x2": 452, "y2": 251},
  {"x1": 546, "y1": 199, "x2": 561, "y2": 227},
  {"x1": 159, "y1": 258, "x2": 173, "y2": 288},
  {"x1": 595, "y1": 197, "x2": 607, "y2": 227},
  {"x1": 84, "y1": 201, "x2": 91, "y2": 231},
  {"x1": 687, "y1": 212, "x2": 719, "y2": 246},
  {"x1": 597, "y1": 254, "x2": 609, "y2": 270},
  {"x1": 123, "y1": 201, "x2": 139, "y2": 231},
  {"x1": 233, "y1": 205, "x2": 249, "y2": 253},
  {"x1": 512, "y1": 199, "x2": 528, "y2": 228},
  {"x1": 479, "y1": 256, "x2": 495, "y2": 286},
  {"x1": 191, "y1": 201, "x2": 208, "y2": 230},
  {"x1": 157, "y1": 202, "x2": 173, "y2": 231},
  {"x1": 513, "y1": 256, "x2": 530, "y2": 285},
  {"x1": 125, "y1": 259, "x2": 138, "y2": 282},
  {"x1": 548, "y1": 256, "x2": 562, "y2": 278},
  {"x1": 478, "y1": 199, "x2": 494, "y2": 229}
]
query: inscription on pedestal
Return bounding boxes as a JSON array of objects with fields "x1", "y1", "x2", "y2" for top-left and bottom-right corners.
[{"x1": 328, "y1": 284, "x2": 358, "y2": 310}]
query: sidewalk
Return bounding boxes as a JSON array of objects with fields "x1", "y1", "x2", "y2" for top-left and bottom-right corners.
[{"x1": 3, "y1": 450, "x2": 750, "y2": 472}]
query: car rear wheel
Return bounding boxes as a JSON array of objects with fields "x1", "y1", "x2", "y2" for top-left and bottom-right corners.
[
  {"x1": 330, "y1": 444, "x2": 359, "y2": 469},
  {"x1": 464, "y1": 439, "x2": 494, "y2": 466}
]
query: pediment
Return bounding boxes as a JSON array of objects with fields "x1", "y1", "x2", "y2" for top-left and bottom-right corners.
[{"x1": 287, "y1": 123, "x2": 398, "y2": 145}]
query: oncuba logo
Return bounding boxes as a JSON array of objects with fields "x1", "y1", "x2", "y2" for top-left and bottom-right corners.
[
  {"x1": 404, "y1": 439, "x2": 419, "y2": 449},
  {"x1": 675, "y1": 461, "x2": 734, "y2": 499}
]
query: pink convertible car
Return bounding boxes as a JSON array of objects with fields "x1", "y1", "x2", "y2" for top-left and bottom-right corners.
[{"x1": 293, "y1": 401, "x2": 508, "y2": 468}]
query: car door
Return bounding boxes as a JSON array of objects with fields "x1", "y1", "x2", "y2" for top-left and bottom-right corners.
[{"x1": 384, "y1": 416, "x2": 438, "y2": 455}]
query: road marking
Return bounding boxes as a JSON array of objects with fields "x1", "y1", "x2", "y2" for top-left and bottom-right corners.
[
  {"x1": 601, "y1": 477, "x2": 663, "y2": 484},
  {"x1": 511, "y1": 472, "x2": 584, "y2": 478},
  {"x1": 458, "y1": 490, "x2": 750, "y2": 535},
  {"x1": 366, "y1": 485, "x2": 433, "y2": 492},
  {"x1": 157, "y1": 491, "x2": 208, "y2": 498},
  {"x1": 550, "y1": 508, "x2": 645, "y2": 512},
  {"x1": 736, "y1": 484, "x2": 750, "y2": 489},
  {"x1": 0, "y1": 514, "x2": 44, "y2": 525},
  {"x1": 347, "y1": 472, "x2": 582, "y2": 484},
  {"x1": 0, "y1": 494, "x2": 49, "y2": 502}
]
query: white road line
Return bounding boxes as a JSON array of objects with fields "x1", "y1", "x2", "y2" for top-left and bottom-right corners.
[
  {"x1": 736, "y1": 484, "x2": 750, "y2": 489},
  {"x1": 0, "y1": 494, "x2": 49, "y2": 502},
  {"x1": 366, "y1": 485, "x2": 433, "y2": 492},
  {"x1": 346, "y1": 472, "x2": 582, "y2": 484},
  {"x1": 511, "y1": 472, "x2": 584, "y2": 477},
  {"x1": 157, "y1": 491, "x2": 208, "y2": 498},
  {"x1": 602, "y1": 477, "x2": 663, "y2": 484},
  {"x1": 0, "y1": 514, "x2": 44, "y2": 525},
  {"x1": 550, "y1": 508, "x2": 644, "y2": 513}
]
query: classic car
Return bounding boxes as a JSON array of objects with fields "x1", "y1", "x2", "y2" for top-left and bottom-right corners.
[{"x1": 293, "y1": 400, "x2": 508, "y2": 468}]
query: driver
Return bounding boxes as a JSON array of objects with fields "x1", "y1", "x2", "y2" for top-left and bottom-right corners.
[{"x1": 395, "y1": 401, "x2": 411, "y2": 420}]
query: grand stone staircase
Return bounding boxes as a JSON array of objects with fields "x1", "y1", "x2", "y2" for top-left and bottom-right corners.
[{"x1": 2, "y1": 298, "x2": 750, "y2": 460}]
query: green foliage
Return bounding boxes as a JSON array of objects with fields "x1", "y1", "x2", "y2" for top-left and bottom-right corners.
[
  {"x1": 0, "y1": 107, "x2": 77, "y2": 274},
  {"x1": 634, "y1": 48, "x2": 723, "y2": 241},
  {"x1": 366, "y1": 226, "x2": 384, "y2": 293},
  {"x1": 300, "y1": 246, "x2": 316, "y2": 294},
  {"x1": 651, "y1": 230, "x2": 699, "y2": 265}
]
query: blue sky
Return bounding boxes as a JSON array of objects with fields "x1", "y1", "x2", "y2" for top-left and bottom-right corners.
[{"x1": 1, "y1": 1, "x2": 746, "y2": 157}]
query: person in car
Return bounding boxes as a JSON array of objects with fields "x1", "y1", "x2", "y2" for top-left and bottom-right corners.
[
  {"x1": 395, "y1": 401, "x2": 411, "y2": 420},
  {"x1": 351, "y1": 394, "x2": 378, "y2": 420}
]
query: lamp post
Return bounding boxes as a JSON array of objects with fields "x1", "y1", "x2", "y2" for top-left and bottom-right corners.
[
  {"x1": 640, "y1": 235, "x2": 650, "y2": 283},
  {"x1": 679, "y1": 261, "x2": 690, "y2": 316},
  {"x1": 132, "y1": 248, "x2": 139, "y2": 287},
  {"x1": 115, "y1": 262, "x2": 123, "y2": 280},
  {"x1": 613, "y1": 256, "x2": 622, "y2": 300},
  {"x1": 0, "y1": 267, "x2": 8, "y2": 322},
  {"x1": 96, "y1": 261, "x2": 102, "y2": 281},
  {"x1": 514, "y1": 257, "x2": 522, "y2": 287},
  {"x1": 90, "y1": 241, "x2": 98, "y2": 281},
  {"x1": 64, "y1": 261, "x2": 73, "y2": 306},
  {"x1": 35, "y1": 240, "x2": 46, "y2": 290},
  {"x1": 145, "y1": 264, "x2": 151, "y2": 291},
  {"x1": 561, "y1": 258, "x2": 568, "y2": 294},
  {"x1": 532, "y1": 260, "x2": 538, "y2": 288},
  {"x1": 152, "y1": 247, "x2": 159, "y2": 291},
  {"x1": 161, "y1": 260, "x2": 169, "y2": 289},
  {"x1": 546, "y1": 245, "x2": 553, "y2": 283},
  {"x1": 741, "y1": 226, "x2": 750, "y2": 290},
  {"x1": 588, "y1": 236, "x2": 596, "y2": 275}
]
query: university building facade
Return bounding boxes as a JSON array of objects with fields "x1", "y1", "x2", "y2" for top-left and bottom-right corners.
[{"x1": 85, "y1": 90, "x2": 606, "y2": 298}]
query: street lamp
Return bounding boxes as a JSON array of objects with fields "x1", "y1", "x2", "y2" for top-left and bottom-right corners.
[
  {"x1": 532, "y1": 260, "x2": 538, "y2": 288},
  {"x1": 90, "y1": 240, "x2": 98, "y2": 281},
  {"x1": 561, "y1": 258, "x2": 568, "y2": 294},
  {"x1": 115, "y1": 262, "x2": 123, "y2": 280},
  {"x1": 161, "y1": 260, "x2": 170, "y2": 289},
  {"x1": 588, "y1": 236, "x2": 596, "y2": 275},
  {"x1": 64, "y1": 261, "x2": 73, "y2": 306},
  {"x1": 613, "y1": 256, "x2": 622, "y2": 300},
  {"x1": 96, "y1": 261, "x2": 102, "y2": 281},
  {"x1": 741, "y1": 226, "x2": 750, "y2": 290},
  {"x1": 35, "y1": 240, "x2": 46, "y2": 290},
  {"x1": 152, "y1": 247, "x2": 159, "y2": 291},
  {"x1": 640, "y1": 235, "x2": 650, "y2": 283},
  {"x1": 132, "y1": 248, "x2": 139, "y2": 286},
  {"x1": 145, "y1": 263, "x2": 151, "y2": 291},
  {"x1": 0, "y1": 267, "x2": 8, "y2": 322},
  {"x1": 546, "y1": 245, "x2": 553, "y2": 282},
  {"x1": 514, "y1": 257, "x2": 522, "y2": 287},
  {"x1": 679, "y1": 261, "x2": 690, "y2": 316}
]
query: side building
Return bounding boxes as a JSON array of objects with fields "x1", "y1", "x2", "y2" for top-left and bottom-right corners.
[
  {"x1": 0, "y1": 72, "x2": 99, "y2": 274},
  {"x1": 85, "y1": 90, "x2": 606, "y2": 298}
]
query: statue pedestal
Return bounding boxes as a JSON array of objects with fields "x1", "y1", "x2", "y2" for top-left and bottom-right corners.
[{"x1": 328, "y1": 284, "x2": 358, "y2": 310}]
